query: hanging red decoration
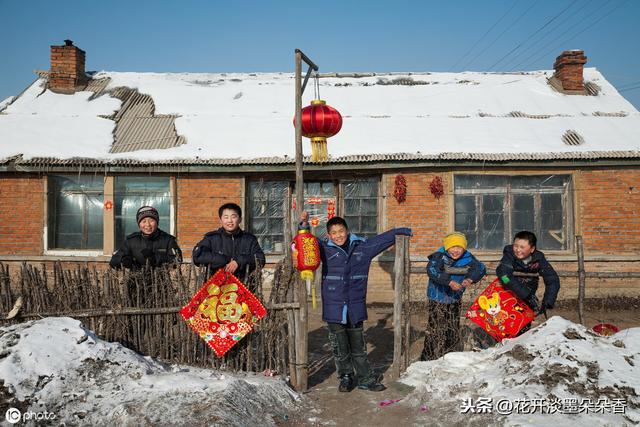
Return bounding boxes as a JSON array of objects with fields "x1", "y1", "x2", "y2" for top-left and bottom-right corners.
[
  {"x1": 294, "y1": 99, "x2": 343, "y2": 162},
  {"x1": 429, "y1": 176, "x2": 444, "y2": 199},
  {"x1": 393, "y1": 175, "x2": 407, "y2": 203},
  {"x1": 180, "y1": 269, "x2": 267, "y2": 357}
]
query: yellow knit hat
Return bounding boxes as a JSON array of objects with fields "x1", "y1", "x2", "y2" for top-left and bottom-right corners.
[{"x1": 443, "y1": 232, "x2": 467, "y2": 251}]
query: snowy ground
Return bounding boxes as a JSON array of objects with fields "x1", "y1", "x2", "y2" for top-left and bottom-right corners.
[
  {"x1": 2, "y1": 316, "x2": 638, "y2": 426},
  {"x1": 399, "y1": 316, "x2": 639, "y2": 426},
  {"x1": 0, "y1": 317, "x2": 299, "y2": 426}
]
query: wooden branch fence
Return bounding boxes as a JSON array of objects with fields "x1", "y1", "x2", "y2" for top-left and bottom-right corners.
[{"x1": 0, "y1": 260, "x2": 300, "y2": 378}]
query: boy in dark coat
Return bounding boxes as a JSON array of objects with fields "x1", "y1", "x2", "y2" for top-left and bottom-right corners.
[
  {"x1": 496, "y1": 230, "x2": 560, "y2": 320},
  {"x1": 110, "y1": 206, "x2": 182, "y2": 269},
  {"x1": 300, "y1": 211, "x2": 411, "y2": 392},
  {"x1": 192, "y1": 203, "x2": 265, "y2": 282},
  {"x1": 421, "y1": 232, "x2": 486, "y2": 361}
]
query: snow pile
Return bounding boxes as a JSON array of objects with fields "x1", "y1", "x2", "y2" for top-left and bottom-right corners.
[
  {"x1": 400, "y1": 316, "x2": 639, "y2": 426},
  {"x1": 0, "y1": 317, "x2": 299, "y2": 426}
]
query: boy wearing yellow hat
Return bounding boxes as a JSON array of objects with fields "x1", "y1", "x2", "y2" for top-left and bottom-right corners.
[{"x1": 420, "y1": 232, "x2": 486, "y2": 361}]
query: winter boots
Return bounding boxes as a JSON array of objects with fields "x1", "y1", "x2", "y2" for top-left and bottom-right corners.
[{"x1": 338, "y1": 374, "x2": 355, "y2": 392}]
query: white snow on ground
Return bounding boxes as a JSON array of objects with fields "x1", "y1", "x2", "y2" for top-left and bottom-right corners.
[
  {"x1": 0, "y1": 317, "x2": 299, "y2": 426},
  {"x1": 1, "y1": 68, "x2": 639, "y2": 161},
  {"x1": 399, "y1": 316, "x2": 639, "y2": 426}
]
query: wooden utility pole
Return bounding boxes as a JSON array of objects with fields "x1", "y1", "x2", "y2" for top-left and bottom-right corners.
[
  {"x1": 392, "y1": 235, "x2": 409, "y2": 378},
  {"x1": 293, "y1": 48, "x2": 318, "y2": 391},
  {"x1": 576, "y1": 235, "x2": 586, "y2": 325}
]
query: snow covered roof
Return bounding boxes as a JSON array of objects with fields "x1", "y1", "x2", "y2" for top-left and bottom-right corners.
[{"x1": 1, "y1": 68, "x2": 639, "y2": 166}]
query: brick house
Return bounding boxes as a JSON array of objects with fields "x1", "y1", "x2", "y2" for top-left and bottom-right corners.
[{"x1": 1, "y1": 41, "x2": 639, "y2": 302}]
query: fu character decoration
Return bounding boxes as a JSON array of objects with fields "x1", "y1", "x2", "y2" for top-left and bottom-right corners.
[
  {"x1": 292, "y1": 228, "x2": 321, "y2": 309},
  {"x1": 296, "y1": 99, "x2": 343, "y2": 162},
  {"x1": 180, "y1": 270, "x2": 267, "y2": 357}
]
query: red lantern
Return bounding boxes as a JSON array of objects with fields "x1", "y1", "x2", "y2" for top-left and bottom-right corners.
[
  {"x1": 291, "y1": 228, "x2": 321, "y2": 308},
  {"x1": 295, "y1": 99, "x2": 343, "y2": 162}
]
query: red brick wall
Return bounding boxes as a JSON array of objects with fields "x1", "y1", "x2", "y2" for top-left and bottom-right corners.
[
  {"x1": 383, "y1": 171, "x2": 449, "y2": 256},
  {"x1": 579, "y1": 169, "x2": 640, "y2": 254},
  {"x1": 0, "y1": 175, "x2": 44, "y2": 254},
  {"x1": 176, "y1": 175, "x2": 244, "y2": 253}
]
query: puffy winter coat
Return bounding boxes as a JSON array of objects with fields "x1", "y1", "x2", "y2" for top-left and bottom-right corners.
[
  {"x1": 496, "y1": 245, "x2": 560, "y2": 309},
  {"x1": 109, "y1": 229, "x2": 182, "y2": 269},
  {"x1": 319, "y1": 228, "x2": 412, "y2": 324},
  {"x1": 426, "y1": 248, "x2": 486, "y2": 304},
  {"x1": 192, "y1": 228, "x2": 265, "y2": 282}
]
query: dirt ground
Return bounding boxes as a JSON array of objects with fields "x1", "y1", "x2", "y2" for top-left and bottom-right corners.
[{"x1": 280, "y1": 299, "x2": 640, "y2": 426}]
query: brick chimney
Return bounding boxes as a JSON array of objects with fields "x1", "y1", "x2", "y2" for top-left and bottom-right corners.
[
  {"x1": 49, "y1": 40, "x2": 87, "y2": 92},
  {"x1": 552, "y1": 50, "x2": 587, "y2": 92}
]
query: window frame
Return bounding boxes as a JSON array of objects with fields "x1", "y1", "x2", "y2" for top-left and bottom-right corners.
[
  {"x1": 113, "y1": 176, "x2": 173, "y2": 250},
  {"x1": 246, "y1": 176, "x2": 381, "y2": 254},
  {"x1": 44, "y1": 174, "x2": 176, "y2": 257},
  {"x1": 44, "y1": 174, "x2": 105, "y2": 256},
  {"x1": 452, "y1": 172, "x2": 574, "y2": 253}
]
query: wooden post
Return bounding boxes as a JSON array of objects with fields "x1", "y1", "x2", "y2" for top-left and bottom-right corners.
[
  {"x1": 392, "y1": 235, "x2": 408, "y2": 379},
  {"x1": 576, "y1": 235, "x2": 586, "y2": 325},
  {"x1": 293, "y1": 49, "x2": 309, "y2": 391},
  {"x1": 403, "y1": 235, "x2": 411, "y2": 371}
]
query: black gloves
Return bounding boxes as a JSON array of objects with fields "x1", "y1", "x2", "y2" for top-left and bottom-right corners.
[
  {"x1": 537, "y1": 301, "x2": 549, "y2": 318},
  {"x1": 524, "y1": 293, "x2": 540, "y2": 313},
  {"x1": 140, "y1": 248, "x2": 156, "y2": 267}
]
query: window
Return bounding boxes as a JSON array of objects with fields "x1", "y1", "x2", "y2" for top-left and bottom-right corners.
[
  {"x1": 248, "y1": 181, "x2": 288, "y2": 253},
  {"x1": 48, "y1": 175, "x2": 104, "y2": 250},
  {"x1": 114, "y1": 177, "x2": 171, "y2": 248},
  {"x1": 454, "y1": 175, "x2": 571, "y2": 250},
  {"x1": 343, "y1": 179, "x2": 379, "y2": 238},
  {"x1": 302, "y1": 182, "x2": 336, "y2": 238},
  {"x1": 247, "y1": 178, "x2": 380, "y2": 253}
]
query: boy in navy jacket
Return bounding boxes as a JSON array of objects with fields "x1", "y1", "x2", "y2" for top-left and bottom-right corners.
[
  {"x1": 300, "y1": 211, "x2": 411, "y2": 392},
  {"x1": 421, "y1": 232, "x2": 486, "y2": 361},
  {"x1": 496, "y1": 230, "x2": 560, "y2": 319}
]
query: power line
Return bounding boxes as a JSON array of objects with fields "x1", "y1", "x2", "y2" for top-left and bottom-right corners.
[
  {"x1": 519, "y1": 0, "x2": 629, "y2": 71},
  {"x1": 507, "y1": 0, "x2": 609, "y2": 71},
  {"x1": 617, "y1": 80, "x2": 640, "y2": 90},
  {"x1": 503, "y1": 0, "x2": 597, "y2": 71},
  {"x1": 460, "y1": 2, "x2": 536, "y2": 71},
  {"x1": 488, "y1": 0, "x2": 580, "y2": 71},
  {"x1": 450, "y1": 1, "x2": 521, "y2": 72},
  {"x1": 619, "y1": 85, "x2": 640, "y2": 93}
]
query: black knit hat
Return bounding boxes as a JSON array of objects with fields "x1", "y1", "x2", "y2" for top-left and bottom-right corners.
[{"x1": 136, "y1": 206, "x2": 159, "y2": 224}]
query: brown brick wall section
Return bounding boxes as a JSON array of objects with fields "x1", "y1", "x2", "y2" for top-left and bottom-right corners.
[
  {"x1": 383, "y1": 171, "x2": 449, "y2": 256},
  {"x1": 0, "y1": 176, "x2": 44, "y2": 254},
  {"x1": 579, "y1": 169, "x2": 640, "y2": 254},
  {"x1": 176, "y1": 175, "x2": 243, "y2": 253}
]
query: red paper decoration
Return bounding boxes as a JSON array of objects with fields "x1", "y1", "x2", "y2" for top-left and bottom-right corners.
[
  {"x1": 181, "y1": 269, "x2": 267, "y2": 357},
  {"x1": 429, "y1": 176, "x2": 444, "y2": 199},
  {"x1": 327, "y1": 199, "x2": 336, "y2": 220},
  {"x1": 466, "y1": 278, "x2": 535, "y2": 342},
  {"x1": 394, "y1": 175, "x2": 407, "y2": 203}
]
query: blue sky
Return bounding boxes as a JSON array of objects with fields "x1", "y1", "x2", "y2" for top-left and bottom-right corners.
[{"x1": 1, "y1": 0, "x2": 639, "y2": 108}]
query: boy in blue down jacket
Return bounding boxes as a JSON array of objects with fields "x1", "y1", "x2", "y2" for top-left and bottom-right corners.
[
  {"x1": 421, "y1": 232, "x2": 486, "y2": 361},
  {"x1": 300, "y1": 211, "x2": 411, "y2": 393}
]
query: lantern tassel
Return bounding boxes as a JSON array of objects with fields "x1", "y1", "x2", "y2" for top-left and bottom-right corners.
[{"x1": 311, "y1": 139, "x2": 328, "y2": 162}]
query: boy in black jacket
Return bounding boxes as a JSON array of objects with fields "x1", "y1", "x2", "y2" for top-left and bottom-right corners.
[
  {"x1": 496, "y1": 231, "x2": 560, "y2": 319},
  {"x1": 110, "y1": 206, "x2": 182, "y2": 269},
  {"x1": 192, "y1": 203, "x2": 265, "y2": 282}
]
